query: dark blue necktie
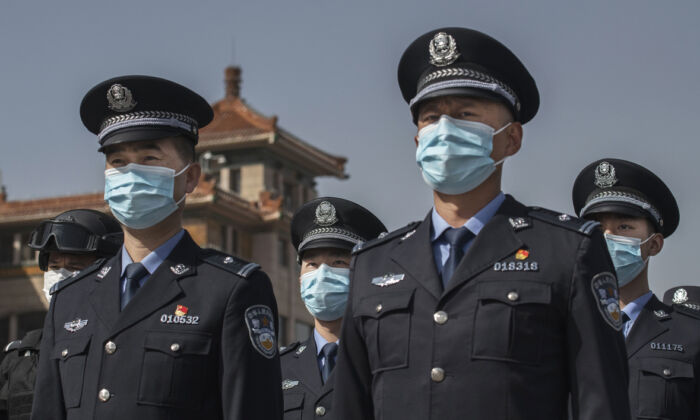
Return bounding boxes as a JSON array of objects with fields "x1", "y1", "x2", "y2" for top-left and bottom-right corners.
[
  {"x1": 121, "y1": 262, "x2": 148, "y2": 310},
  {"x1": 320, "y1": 342, "x2": 338, "y2": 384},
  {"x1": 441, "y1": 227, "x2": 474, "y2": 287}
]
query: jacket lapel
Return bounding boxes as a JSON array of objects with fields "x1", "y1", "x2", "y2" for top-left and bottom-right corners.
[
  {"x1": 389, "y1": 214, "x2": 443, "y2": 300},
  {"x1": 298, "y1": 337, "x2": 323, "y2": 394},
  {"x1": 626, "y1": 295, "x2": 670, "y2": 358},
  {"x1": 89, "y1": 253, "x2": 122, "y2": 331},
  {"x1": 443, "y1": 196, "x2": 526, "y2": 296},
  {"x1": 109, "y1": 232, "x2": 199, "y2": 337}
]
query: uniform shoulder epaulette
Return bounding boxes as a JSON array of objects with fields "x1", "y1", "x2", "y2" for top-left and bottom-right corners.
[
  {"x1": 352, "y1": 221, "x2": 421, "y2": 255},
  {"x1": 672, "y1": 303, "x2": 700, "y2": 320},
  {"x1": 4, "y1": 339, "x2": 21, "y2": 353},
  {"x1": 528, "y1": 207, "x2": 600, "y2": 236},
  {"x1": 50, "y1": 257, "x2": 107, "y2": 296},
  {"x1": 279, "y1": 341, "x2": 300, "y2": 356},
  {"x1": 202, "y1": 249, "x2": 260, "y2": 279}
]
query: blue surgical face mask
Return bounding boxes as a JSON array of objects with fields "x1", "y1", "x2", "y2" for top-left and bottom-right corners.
[
  {"x1": 300, "y1": 264, "x2": 350, "y2": 321},
  {"x1": 604, "y1": 233, "x2": 655, "y2": 287},
  {"x1": 104, "y1": 163, "x2": 190, "y2": 230},
  {"x1": 416, "y1": 115, "x2": 510, "y2": 195}
]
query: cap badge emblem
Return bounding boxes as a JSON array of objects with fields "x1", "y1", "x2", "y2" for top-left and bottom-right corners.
[
  {"x1": 594, "y1": 161, "x2": 618, "y2": 189},
  {"x1": 673, "y1": 288, "x2": 688, "y2": 304},
  {"x1": 106, "y1": 83, "x2": 137, "y2": 112},
  {"x1": 429, "y1": 32, "x2": 460, "y2": 67},
  {"x1": 315, "y1": 201, "x2": 338, "y2": 226}
]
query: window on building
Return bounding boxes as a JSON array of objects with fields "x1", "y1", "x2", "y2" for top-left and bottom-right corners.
[
  {"x1": 282, "y1": 181, "x2": 295, "y2": 212},
  {"x1": 0, "y1": 316, "x2": 8, "y2": 345},
  {"x1": 0, "y1": 232, "x2": 13, "y2": 266},
  {"x1": 17, "y1": 311, "x2": 46, "y2": 339},
  {"x1": 278, "y1": 315, "x2": 288, "y2": 347},
  {"x1": 228, "y1": 168, "x2": 241, "y2": 194},
  {"x1": 294, "y1": 321, "x2": 313, "y2": 342},
  {"x1": 278, "y1": 238, "x2": 288, "y2": 267}
]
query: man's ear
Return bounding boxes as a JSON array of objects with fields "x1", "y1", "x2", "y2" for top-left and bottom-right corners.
[
  {"x1": 647, "y1": 233, "x2": 664, "y2": 257},
  {"x1": 414, "y1": 135, "x2": 419, "y2": 147},
  {"x1": 185, "y1": 162, "x2": 201, "y2": 193},
  {"x1": 503, "y1": 122, "x2": 523, "y2": 157}
]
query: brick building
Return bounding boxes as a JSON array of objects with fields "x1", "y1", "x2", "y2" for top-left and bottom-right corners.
[{"x1": 0, "y1": 66, "x2": 347, "y2": 347}]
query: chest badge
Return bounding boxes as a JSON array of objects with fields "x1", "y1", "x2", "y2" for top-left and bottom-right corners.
[
  {"x1": 494, "y1": 249, "x2": 538, "y2": 272},
  {"x1": 64, "y1": 318, "x2": 88, "y2": 333},
  {"x1": 282, "y1": 379, "x2": 300, "y2": 390},
  {"x1": 371, "y1": 273, "x2": 405, "y2": 287},
  {"x1": 160, "y1": 304, "x2": 199, "y2": 325},
  {"x1": 591, "y1": 272, "x2": 622, "y2": 331}
]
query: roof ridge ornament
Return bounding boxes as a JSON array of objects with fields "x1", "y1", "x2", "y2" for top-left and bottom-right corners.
[
  {"x1": 429, "y1": 32, "x2": 460, "y2": 67},
  {"x1": 594, "y1": 161, "x2": 617, "y2": 189}
]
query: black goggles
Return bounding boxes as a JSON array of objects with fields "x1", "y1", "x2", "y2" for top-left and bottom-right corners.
[{"x1": 28, "y1": 221, "x2": 119, "y2": 254}]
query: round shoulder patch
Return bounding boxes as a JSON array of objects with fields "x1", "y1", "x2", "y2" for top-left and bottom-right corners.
[
  {"x1": 591, "y1": 272, "x2": 622, "y2": 331},
  {"x1": 244, "y1": 305, "x2": 277, "y2": 359}
]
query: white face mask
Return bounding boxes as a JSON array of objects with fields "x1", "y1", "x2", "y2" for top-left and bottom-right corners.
[{"x1": 43, "y1": 268, "x2": 78, "y2": 302}]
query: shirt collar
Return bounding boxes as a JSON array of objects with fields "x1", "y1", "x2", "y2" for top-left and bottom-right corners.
[
  {"x1": 431, "y1": 192, "x2": 506, "y2": 242},
  {"x1": 120, "y1": 229, "x2": 186, "y2": 276},
  {"x1": 621, "y1": 291, "x2": 654, "y2": 322},
  {"x1": 313, "y1": 328, "x2": 339, "y2": 356}
]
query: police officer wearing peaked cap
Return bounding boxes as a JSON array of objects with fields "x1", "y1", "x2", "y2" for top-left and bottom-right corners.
[
  {"x1": 573, "y1": 158, "x2": 700, "y2": 419},
  {"x1": 32, "y1": 76, "x2": 283, "y2": 420},
  {"x1": 333, "y1": 27, "x2": 631, "y2": 420},
  {"x1": 280, "y1": 197, "x2": 385, "y2": 420},
  {"x1": 0, "y1": 209, "x2": 121, "y2": 420}
]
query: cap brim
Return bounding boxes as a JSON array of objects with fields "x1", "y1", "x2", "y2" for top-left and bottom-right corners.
[
  {"x1": 298, "y1": 238, "x2": 355, "y2": 256},
  {"x1": 98, "y1": 127, "x2": 195, "y2": 152},
  {"x1": 581, "y1": 202, "x2": 659, "y2": 227},
  {"x1": 410, "y1": 87, "x2": 515, "y2": 122}
]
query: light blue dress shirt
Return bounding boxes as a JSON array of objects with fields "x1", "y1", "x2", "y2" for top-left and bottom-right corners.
[
  {"x1": 120, "y1": 229, "x2": 185, "y2": 295},
  {"x1": 431, "y1": 192, "x2": 506, "y2": 275},
  {"x1": 314, "y1": 328, "x2": 339, "y2": 373},
  {"x1": 621, "y1": 290, "x2": 654, "y2": 337}
]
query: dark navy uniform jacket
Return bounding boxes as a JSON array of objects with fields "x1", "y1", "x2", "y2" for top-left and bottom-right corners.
[
  {"x1": 280, "y1": 338, "x2": 334, "y2": 420},
  {"x1": 626, "y1": 295, "x2": 700, "y2": 419},
  {"x1": 333, "y1": 195, "x2": 631, "y2": 420},
  {"x1": 0, "y1": 329, "x2": 42, "y2": 420},
  {"x1": 31, "y1": 232, "x2": 283, "y2": 420}
]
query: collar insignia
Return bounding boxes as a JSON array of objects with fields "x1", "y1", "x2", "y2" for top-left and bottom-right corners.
[
  {"x1": 106, "y1": 84, "x2": 137, "y2": 112},
  {"x1": 97, "y1": 266, "x2": 111, "y2": 279},
  {"x1": 400, "y1": 230, "x2": 416, "y2": 241},
  {"x1": 296, "y1": 344, "x2": 306, "y2": 355},
  {"x1": 282, "y1": 379, "x2": 300, "y2": 390},
  {"x1": 371, "y1": 273, "x2": 405, "y2": 287},
  {"x1": 594, "y1": 161, "x2": 618, "y2": 189},
  {"x1": 64, "y1": 318, "x2": 88, "y2": 333},
  {"x1": 654, "y1": 309, "x2": 670, "y2": 319},
  {"x1": 170, "y1": 264, "x2": 189, "y2": 275},
  {"x1": 429, "y1": 32, "x2": 460, "y2": 67},
  {"x1": 673, "y1": 288, "x2": 689, "y2": 304},
  {"x1": 315, "y1": 201, "x2": 338, "y2": 226},
  {"x1": 508, "y1": 217, "x2": 530, "y2": 231}
]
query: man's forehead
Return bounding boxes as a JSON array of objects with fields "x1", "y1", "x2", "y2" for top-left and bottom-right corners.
[
  {"x1": 302, "y1": 247, "x2": 351, "y2": 260},
  {"x1": 594, "y1": 213, "x2": 647, "y2": 224},
  {"x1": 103, "y1": 138, "x2": 174, "y2": 155}
]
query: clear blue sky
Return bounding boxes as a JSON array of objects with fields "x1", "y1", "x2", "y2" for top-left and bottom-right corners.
[{"x1": 1, "y1": 0, "x2": 698, "y2": 295}]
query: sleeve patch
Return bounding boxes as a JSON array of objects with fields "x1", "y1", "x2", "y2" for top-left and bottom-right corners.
[
  {"x1": 244, "y1": 305, "x2": 277, "y2": 359},
  {"x1": 591, "y1": 272, "x2": 623, "y2": 331}
]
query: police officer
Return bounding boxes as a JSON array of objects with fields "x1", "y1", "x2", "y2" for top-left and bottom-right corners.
[
  {"x1": 573, "y1": 158, "x2": 700, "y2": 419},
  {"x1": 0, "y1": 209, "x2": 121, "y2": 420},
  {"x1": 664, "y1": 286, "x2": 700, "y2": 312},
  {"x1": 32, "y1": 76, "x2": 283, "y2": 419},
  {"x1": 333, "y1": 28, "x2": 630, "y2": 420},
  {"x1": 281, "y1": 197, "x2": 385, "y2": 419}
]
